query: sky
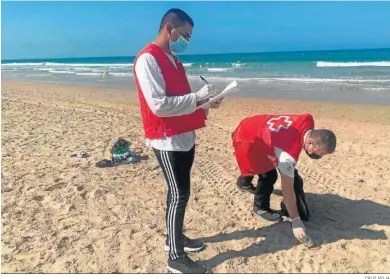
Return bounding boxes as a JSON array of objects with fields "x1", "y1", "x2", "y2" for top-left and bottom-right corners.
[{"x1": 2, "y1": 1, "x2": 390, "y2": 60}]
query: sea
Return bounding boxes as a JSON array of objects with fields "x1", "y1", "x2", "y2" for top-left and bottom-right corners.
[{"x1": 2, "y1": 48, "x2": 390, "y2": 104}]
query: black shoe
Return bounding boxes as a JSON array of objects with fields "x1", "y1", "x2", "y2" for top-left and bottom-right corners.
[
  {"x1": 167, "y1": 254, "x2": 207, "y2": 274},
  {"x1": 165, "y1": 235, "x2": 204, "y2": 252},
  {"x1": 253, "y1": 206, "x2": 282, "y2": 221},
  {"x1": 236, "y1": 176, "x2": 256, "y2": 194}
]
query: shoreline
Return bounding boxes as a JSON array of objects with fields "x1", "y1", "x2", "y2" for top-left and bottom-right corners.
[
  {"x1": 2, "y1": 79, "x2": 390, "y2": 129},
  {"x1": 3, "y1": 78, "x2": 390, "y2": 106}
]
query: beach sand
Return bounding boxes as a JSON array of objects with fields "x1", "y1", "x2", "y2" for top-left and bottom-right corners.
[{"x1": 2, "y1": 80, "x2": 390, "y2": 273}]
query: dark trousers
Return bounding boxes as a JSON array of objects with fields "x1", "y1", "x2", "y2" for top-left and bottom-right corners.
[
  {"x1": 238, "y1": 169, "x2": 304, "y2": 210},
  {"x1": 153, "y1": 146, "x2": 195, "y2": 260}
]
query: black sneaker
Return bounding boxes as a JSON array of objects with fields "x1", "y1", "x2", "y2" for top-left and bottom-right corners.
[
  {"x1": 167, "y1": 254, "x2": 207, "y2": 274},
  {"x1": 236, "y1": 176, "x2": 256, "y2": 194},
  {"x1": 165, "y1": 235, "x2": 204, "y2": 252},
  {"x1": 253, "y1": 206, "x2": 282, "y2": 221}
]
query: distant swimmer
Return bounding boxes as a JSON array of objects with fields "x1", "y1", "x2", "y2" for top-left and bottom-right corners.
[{"x1": 102, "y1": 67, "x2": 109, "y2": 79}]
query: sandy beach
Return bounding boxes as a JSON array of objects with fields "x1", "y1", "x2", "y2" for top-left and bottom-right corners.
[{"x1": 2, "y1": 79, "x2": 390, "y2": 273}]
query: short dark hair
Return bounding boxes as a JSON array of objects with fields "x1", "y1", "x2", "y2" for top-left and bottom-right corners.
[
  {"x1": 159, "y1": 8, "x2": 194, "y2": 32},
  {"x1": 311, "y1": 129, "x2": 337, "y2": 153}
]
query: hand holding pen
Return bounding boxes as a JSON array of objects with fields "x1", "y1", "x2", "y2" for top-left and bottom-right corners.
[{"x1": 199, "y1": 75, "x2": 223, "y2": 109}]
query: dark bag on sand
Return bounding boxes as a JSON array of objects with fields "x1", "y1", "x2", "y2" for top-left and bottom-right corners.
[
  {"x1": 110, "y1": 138, "x2": 131, "y2": 161},
  {"x1": 95, "y1": 138, "x2": 141, "y2": 168},
  {"x1": 280, "y1": 170, "x2": 310, "y2": 221}
]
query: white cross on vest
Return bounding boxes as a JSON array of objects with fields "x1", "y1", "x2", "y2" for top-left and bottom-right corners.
[{"x1": 267, "y1": 116, "x2": 293, "y2": 132}]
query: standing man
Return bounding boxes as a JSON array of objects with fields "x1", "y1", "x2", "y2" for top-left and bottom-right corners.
[
  {"x1": 232, "y1": 113, "x2": 336, "y2": 243},
  {"x1": 134, "y1": 8, "x2": 221, "y2": 274}
]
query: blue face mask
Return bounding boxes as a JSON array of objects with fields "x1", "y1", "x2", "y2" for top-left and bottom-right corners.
[{"x1": 169, "y1": 33, "x2": 189, "y2": 53}]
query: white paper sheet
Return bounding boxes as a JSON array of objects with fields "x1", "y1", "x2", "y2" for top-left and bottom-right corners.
[{"x1": 196, "y1": 80, "x2": 238, "y2": 109}]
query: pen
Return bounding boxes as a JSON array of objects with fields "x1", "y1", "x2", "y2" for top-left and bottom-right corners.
[{"x1": 199, "y1": 75, "x2": 209, "y2": 84}]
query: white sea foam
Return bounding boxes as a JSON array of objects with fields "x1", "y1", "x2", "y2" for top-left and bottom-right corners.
[
  {"x1": 188, "y1": 75, "x2": 390, "y2": 84},
  {"x1": 363, "y1": 87, "x2": 390, "y2": 91},
  {"x1": 71, "y1": 72, "x2": 132, "y2": 77},
  {"x1": 71, "y1": 67, "x2": 101, "y2": 72},
  {"x1": 1, "y1": 63, "x2": 44, "y2": 66},
  {"x1": 35, "y1": 68, "x2": 56, "y2": 71},
  {"x1": 232, "y1": 63, "x2": 245, "y2": 68},
  {"x1": 26, "y1": 74, "x2": 53, "y2": 77},
  {"x1": 75, "y1": 72, "x2": 102, "y2": 76},
  {"x1": 2, "y1": 62, "x2": 134, "y2": 77},
  {"x1": 269, "y1": 77, "x2": 390, "y2": 83},
  {"x1": 1, "y1": 62, "x2": 133, "y2": 67},
  {"x1": 316, "y1": 61, "x2": 390, "y2": 67},
  {"x1": 49, "y1": 70, "x2": 75, "y2": 74},
  {"x1": 91, "y1": 69, "x2": 104, "y2": 73},
  {"x1": 110, "y1": 72, "x2": 133, "y2": 77},
  {"x1": 206, "y1": 67, "x2": 233, "y2": 72}
]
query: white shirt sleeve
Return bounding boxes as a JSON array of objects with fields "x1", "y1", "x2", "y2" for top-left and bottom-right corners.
[
  {"x1": 274, "y1": 146, "x2": 296, "y2": 178},
  {"x1": 134, "y1": 53, "x2": 198, "y2": 117}
]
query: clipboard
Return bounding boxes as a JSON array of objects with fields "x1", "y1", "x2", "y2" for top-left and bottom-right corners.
[{"x1": 196, "y1": 80, "x2": 238, "y2": 109}]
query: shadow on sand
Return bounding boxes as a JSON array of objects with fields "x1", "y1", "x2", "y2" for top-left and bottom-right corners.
[{"x1": 198, "y1": 190, "x2": 389, "y2": 271}]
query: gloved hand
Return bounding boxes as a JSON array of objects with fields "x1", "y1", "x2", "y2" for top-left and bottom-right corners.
[
  {"x1": 195, "y1": 84, "x2": 217, "y2": 102},
  {"x1": 209, "y1": 97, "x2": 223, "y2": 109},
  {"x1": 291, "y1": 217, "x2": 308, "y2": 243}
]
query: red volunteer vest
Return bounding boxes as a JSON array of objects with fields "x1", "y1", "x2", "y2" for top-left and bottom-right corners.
[
  {"x1": 134, "y1": 43, "x2": 206, "y2": 139},
  {"x1": 232, "y1": 114, "x2": 314, "y2": 175}
]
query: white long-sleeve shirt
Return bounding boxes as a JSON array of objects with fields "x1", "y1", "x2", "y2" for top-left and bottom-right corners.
[
  {"x1": 273, "y1": 147, "x2": 296, "y2": 178},
  {"x1": 135, "y1": 47, "x2": 205, "y2": 152},
  {"x1": 272, "y1": 130, "x2": 311, "y2": 178}
]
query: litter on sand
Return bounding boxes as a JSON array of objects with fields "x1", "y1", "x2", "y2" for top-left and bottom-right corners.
[
  {"x1": 70, "y1": 152, "x2": 89, "y2": 158},
  {"x1": 96, "y1": 138, "x2": 147, "y2": 168}
]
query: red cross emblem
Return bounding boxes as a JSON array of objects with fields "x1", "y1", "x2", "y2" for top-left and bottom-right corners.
[{"x1": 267, "y1": 116, "x2": 293, "y2": 132}]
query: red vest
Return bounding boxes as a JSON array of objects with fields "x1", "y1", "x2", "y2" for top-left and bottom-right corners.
[
  {"x1": 232, "y1": 114, "x2": 314, "y2": 175},
  {"x1": 134, "y1": 43, "x2": 206, "y2": 139}
]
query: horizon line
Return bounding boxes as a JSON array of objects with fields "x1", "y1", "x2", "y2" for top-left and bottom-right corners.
[{"x1": 2, "y1": 47, "x2": 390, "y2": 62}]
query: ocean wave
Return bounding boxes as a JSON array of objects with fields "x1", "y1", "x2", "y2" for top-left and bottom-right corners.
[
  {"x1": 72, "y1": 72, "x2": 132, "y2": 77},
  {"x1": 183, "y1": 63, "x2": 193, "y2": 67},
  {"x1": 261, "y1": 77, "x2": 390, "y2": 84},
  {"x1": 2, "y1": 62, "x2": 133, "y2": 67},
  {"x1": 3, "y1": 62, "x2": 135, "y2": 77},
  {"x1": 110, "y1": 72, "x2": 133, "y2": 77},
  {"x1": 271, "y1": 77, "x2": 350, "y2": 83},
  {"x1": 232, "y1": 63, "x2": 245, "y2": 68},
  {"x1": 1, "y1": 62, "x2": 43, "y2": 66},
  {"x1": 26, "y1": 73, "x2": 53, "y2": 77},
  {"x1": 188, "y1": 75, "x2": 390, "y2": 84},
  {"x1": 363, "y1": 87, "x2": 390, "y2": 91},
  {"x1": 35, "y1": 67, "x2": 56, "y2": 71},
  {"x1": 206, "y1": 67, "x2": 233, "y2": 72},
  {"x1": 36, "y1": 67, "x2": 106, "y2": 73},
  {"x1": 75, "y1": 72, "x2": 102, "y2": 76},
  {"x1": 49, "y1": 70, "x2": 75, "y2": 74},
  {"x1": 317, "y1": 61, "x2": 390, "y2": 67}
]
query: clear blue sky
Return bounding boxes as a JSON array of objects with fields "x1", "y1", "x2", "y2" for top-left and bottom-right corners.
[{"x1": 2, "y1": 1, "x2": 390, "y2": 59}]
